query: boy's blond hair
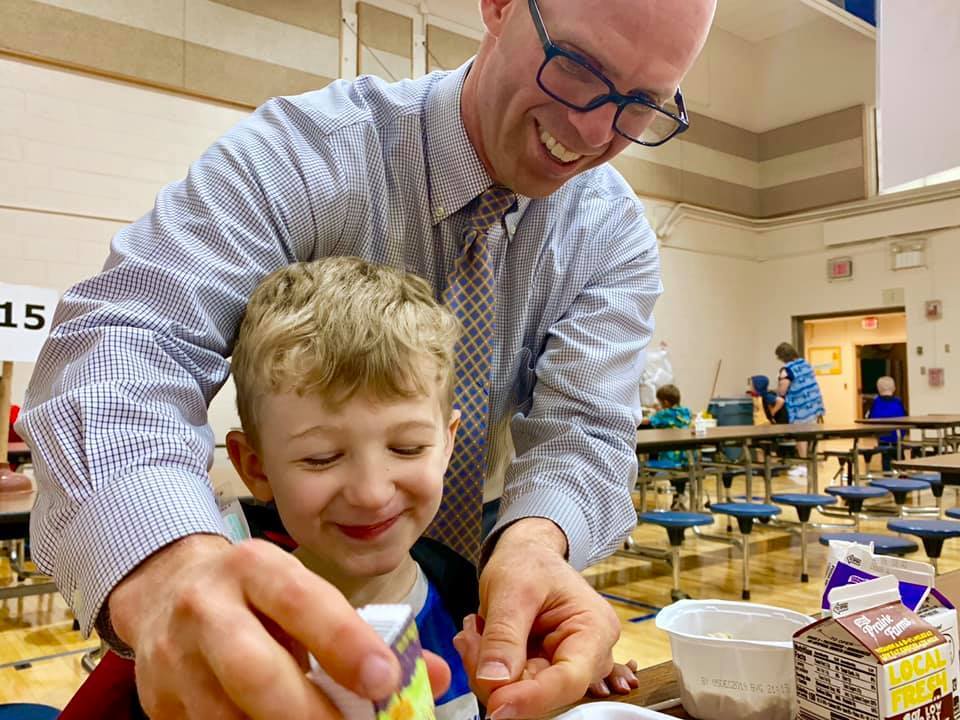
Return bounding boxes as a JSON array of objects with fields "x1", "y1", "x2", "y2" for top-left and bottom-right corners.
[{"x1": 232, "y1": 257, "x2": 460, "y2": 447}]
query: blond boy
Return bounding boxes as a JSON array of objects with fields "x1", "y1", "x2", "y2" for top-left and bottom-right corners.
[{"x1": 225, "y1": 258, "x2": 636, "y2": 719}]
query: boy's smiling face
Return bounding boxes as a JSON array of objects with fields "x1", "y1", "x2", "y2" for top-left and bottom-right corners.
[{"x1": 229, "y1": 374, "x2": 458, "y2": 579}]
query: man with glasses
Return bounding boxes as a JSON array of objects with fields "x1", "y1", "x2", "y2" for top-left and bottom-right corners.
[{"x1": 19, "y1": 0, "x2": 715, "y2": 718}]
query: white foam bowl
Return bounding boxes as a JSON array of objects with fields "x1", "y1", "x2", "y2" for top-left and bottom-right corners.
[
  {"x1": 554, "y1": 702, "x2": 675, "y2": 719},
  {"x1": 655, "y1": 599, "x2": 813, "y2": 720}
]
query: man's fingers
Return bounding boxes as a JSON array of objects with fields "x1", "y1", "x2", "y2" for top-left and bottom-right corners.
[
  {"x1": 486, "y1": 661, "x2": 591, "y2": 719},
  {"x1": 486, "y1": 624, "x2": 614, "y2": 717},
  {"x1": 182, "y1": 664, "x2": 249, "y2": 720},
  {"x1": 423, "y1": 650, "x2": 452, "y2": 701},
  {"x1": 476, "y1": 583, "x2": 540, "y2": 691},
  {"x1": 235, "y1": 541, "x2": 400, "y2": 699},
  {"x1": 199, "y1": 607, "x2": 342, "y2": 720}
]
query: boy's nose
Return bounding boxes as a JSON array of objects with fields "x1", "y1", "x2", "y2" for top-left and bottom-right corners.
[{"x1": 342, "y1": 462, "x2": 396, "y2": 508}]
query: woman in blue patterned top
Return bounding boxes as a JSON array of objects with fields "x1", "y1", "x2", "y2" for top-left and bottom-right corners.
[{"x1": 770, "y1": 342, "x2": 825, "y2": 480}]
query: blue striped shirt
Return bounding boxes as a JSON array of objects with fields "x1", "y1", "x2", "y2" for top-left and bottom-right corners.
[{"x1": 18, "y1": 62, "x2": 661, "y2": 640}]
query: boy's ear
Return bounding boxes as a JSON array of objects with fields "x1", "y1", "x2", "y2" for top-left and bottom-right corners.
[
  {"x1": 225, "y1": 430, "x2": 274, "y2": 503},
  {"x1": 444, "y1": 409, "x2": 461, "y2": 461}
]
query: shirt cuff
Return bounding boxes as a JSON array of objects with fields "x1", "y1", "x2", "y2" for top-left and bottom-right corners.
[
  {"x1": 481, "y1": 491, "x2": 592, "y2": 571},
  {"x1": 54, "y1": 467, "x2": 228, "y2": 650}
]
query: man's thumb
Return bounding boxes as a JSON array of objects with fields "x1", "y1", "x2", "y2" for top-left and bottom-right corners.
[{"x1": 475, "y1": 597, "x2": 536, "y2": 685}]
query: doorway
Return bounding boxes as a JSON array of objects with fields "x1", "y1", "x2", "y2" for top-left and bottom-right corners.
[
  {"x1": 796, "y1": 310, "x2": 908, "y2": 425},
  {"x1": 857, "y1": 343, "x2": 909, "y2": 419}
]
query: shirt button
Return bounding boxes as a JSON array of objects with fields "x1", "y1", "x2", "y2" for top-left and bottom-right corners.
[{"x1": 434, "y1": 207, "x2": 445, "y2": 220}]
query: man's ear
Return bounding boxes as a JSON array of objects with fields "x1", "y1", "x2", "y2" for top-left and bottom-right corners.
[
  {"x1": 225, "y1": 430, "x2": 274, "y2": 502},
  {"x1": 479, "y1": 0, "x2": 515, "y2": 38}
]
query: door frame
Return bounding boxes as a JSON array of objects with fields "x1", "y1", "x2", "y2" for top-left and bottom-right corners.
[{"x1": 792, "y1": 307, "x2": 906, "y2": 356}]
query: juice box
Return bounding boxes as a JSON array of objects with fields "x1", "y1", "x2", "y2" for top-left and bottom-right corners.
[{"x1": 309, "y1": 604, "x2": 436, "y2": 720}]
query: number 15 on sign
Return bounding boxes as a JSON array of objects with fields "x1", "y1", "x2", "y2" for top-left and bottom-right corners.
[{"x1": 0, "y1": 283, "x2": 60, "y2": 362}]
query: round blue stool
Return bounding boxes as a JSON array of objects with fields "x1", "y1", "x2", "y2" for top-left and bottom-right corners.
[
  {"x1": 772, "y1": 494, "x2": 837, "y2": 582},
  {"x1": 825, "y1": 485, "x2": 887, "y2": 531},
  {"x1": 870, "y1": 477, "x2": 930, "y2": 517},
  {"x1": 908, "y1": 473, "x2": 944, "y2": 513},
  {"x1": 714, "y1": 469, "x2": 747, "y2": 505},
  {"x1": 887, "y1": 519, "x2": 960, "y2": 572},
  {"x1": 638, "y1": 511, "x2": 714, "y2": 601},
  {"x1": 818, "y1": 532, "x2": 918, "y2": 556},
  {"x1": 710, "y1": 503, "x2": 781, "y2": 600},
  {"x1": 0, "y1": 705, "x2": 60, "y2": 720}
]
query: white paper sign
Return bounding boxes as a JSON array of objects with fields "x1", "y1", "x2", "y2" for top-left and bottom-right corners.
[{"x1": 0, "y1": 283, "x2": 60, "y2": 362}]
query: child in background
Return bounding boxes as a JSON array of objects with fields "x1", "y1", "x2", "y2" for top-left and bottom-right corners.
[
  {"x1": 225, "y1": 258, "x2": 638, "y2": 717},
  {"x1": 639, "y1": 384, "x2": 692, "y2": 466},
  {"x1": 866, "y1": 375, "x2": 907, "y2": 472},
  {"x1": 748, "y1": 376, "x2": 788, "y2": 424}
]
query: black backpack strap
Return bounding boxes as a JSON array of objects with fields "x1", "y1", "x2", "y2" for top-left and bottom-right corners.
[{"x1": 410, "y1": 538, "x2": 479, "y2": 628}]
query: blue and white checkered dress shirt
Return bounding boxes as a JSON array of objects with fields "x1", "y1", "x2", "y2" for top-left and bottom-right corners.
[{"x1": 18, "y1": 62, "x2": 662, "y2": 640}]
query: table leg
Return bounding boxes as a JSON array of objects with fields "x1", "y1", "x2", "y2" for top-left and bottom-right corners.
[
  {"x1": 851, "y1": 436, "x2": 861, "y2": 485},
  {"x1": 687, "y1": 448, "x2": 700, "y2": 511},
  {"x1": 809, "y1": 437, "x2": 820, "y2": 494}
]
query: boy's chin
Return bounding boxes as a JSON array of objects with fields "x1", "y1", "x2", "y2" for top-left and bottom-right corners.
[{"x1": 340, "y1": 550, "x2": 410, "y2": 578}]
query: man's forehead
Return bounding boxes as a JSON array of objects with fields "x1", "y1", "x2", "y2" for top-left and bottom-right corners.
[{"x1": 541, "y1": 0, "x2": 713, "y2": 96}]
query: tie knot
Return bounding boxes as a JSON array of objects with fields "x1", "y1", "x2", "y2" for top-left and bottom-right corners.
[{"x1": 468, "y1": 185, "x2": 516, "y2": 235}]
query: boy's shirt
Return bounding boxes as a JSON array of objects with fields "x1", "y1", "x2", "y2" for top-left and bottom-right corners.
[
  {"x1": 649, "y1": 405, "x2": 692, "y2": 465},
  {"x1": 402, "y1": 564, "x2": 480, "y2": 720},
  {"x1": 868, "y1": 395, "x2": 907, "y2": 444}
]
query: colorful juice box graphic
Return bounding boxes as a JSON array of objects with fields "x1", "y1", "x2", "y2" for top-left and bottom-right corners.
[{"x1": 309, "y1": 604, "x2": 436, "y2": 720}]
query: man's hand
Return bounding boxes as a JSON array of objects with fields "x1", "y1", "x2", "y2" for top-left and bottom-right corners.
[
  {"x1": 109, "y1": 535, "x2": 450, "y2": 719},
  {"x1": 455, "y1": 519, "x2": 621, "y2": 719}
]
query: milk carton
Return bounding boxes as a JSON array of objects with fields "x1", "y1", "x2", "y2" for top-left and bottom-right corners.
[
  {"x1": 821, "y1": 540, "x2": 960, "y2": 719},
  {"x1": 795, "y1": 575, "x2": 957, "y2": 720}
]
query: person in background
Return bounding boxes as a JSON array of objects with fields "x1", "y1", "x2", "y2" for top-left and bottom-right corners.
[
  {"x1": 639, "y1": 384, "x2": 691, "y2": 466},
  {"x1": 866, "y1": 376, "x2": 907, "y2": 472},
  {"x1": 770, "y1": 342, "x2": 825, "y2": 480},
  {"x1": 748, "y1": 376, "x2": 787, "y2": 425}
]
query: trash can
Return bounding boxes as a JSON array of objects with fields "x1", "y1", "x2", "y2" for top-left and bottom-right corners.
[
  {"x1": 707, "y1": 398, "x2": 754, "y2": 427},
  {"x1": 707, "y1": 397, "x2": 754, "y2": 461}
]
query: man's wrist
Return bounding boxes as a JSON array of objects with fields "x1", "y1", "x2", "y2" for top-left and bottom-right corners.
[
  {"x1": 109, "y1": 533, "x2": 229, "y2": 646},
  {"x1": 494, "y1": 517, "x2": 568, "y2": 558}
]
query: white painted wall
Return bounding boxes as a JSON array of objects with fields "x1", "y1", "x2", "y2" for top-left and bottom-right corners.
[
  {"x1": 0, "y1": 57, "x2": 245, "y2": 441},
  {"x1": 755, "y1": 229, "x2": 960, "y2": 417},
  {"x1": 753, "y1": 16, "x2": 875, "y2": 132},
  {"x1": 644, "y1": 198, "x2": 763, "y2": 412}
]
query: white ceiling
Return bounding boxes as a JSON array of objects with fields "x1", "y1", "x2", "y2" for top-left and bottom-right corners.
[{"x1": 713, "y1": 0, "x2": 824, "y2": 43}]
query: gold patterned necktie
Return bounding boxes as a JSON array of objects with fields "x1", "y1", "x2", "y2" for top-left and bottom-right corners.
[{"x1": 428, "y1": 185, "x2": 516, "y2": 564}]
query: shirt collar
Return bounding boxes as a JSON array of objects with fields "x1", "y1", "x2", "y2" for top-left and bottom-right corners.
[
  {"x1": 423, "y1": 60, "x2": 532, "y2": 236},
  {"x1": 423, "y1": 60, "x2": 493, "y2": 225}
]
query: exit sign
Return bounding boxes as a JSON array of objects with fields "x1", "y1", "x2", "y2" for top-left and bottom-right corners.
[
  {"x1": 862, "y1": 316, "x2": 879, "y2": 330},
  {"x1": 828, "y1": 256, "x2": 853, "y2": 280}
]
